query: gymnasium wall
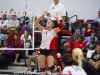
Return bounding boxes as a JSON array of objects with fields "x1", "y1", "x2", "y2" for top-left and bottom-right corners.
[{"x1": 0, "y1": 0, "x2": 100, "y2": 22}]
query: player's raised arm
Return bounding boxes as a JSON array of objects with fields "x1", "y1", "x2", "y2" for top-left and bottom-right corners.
[
  {"x1": 53, "y1": 13, "x2": 63, "y2": 33},
  {"x1": 35, "y1": 11, "x2": 48, "y2": 31}
]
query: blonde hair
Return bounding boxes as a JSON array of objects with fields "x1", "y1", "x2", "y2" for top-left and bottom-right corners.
[{"x1": 72, "y1": 48, "x2": 83, "y2": 67}]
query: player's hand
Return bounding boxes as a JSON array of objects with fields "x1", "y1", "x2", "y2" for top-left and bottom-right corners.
[{"x1": 42, "y1": 11, "x2": 48, "y2": 16}]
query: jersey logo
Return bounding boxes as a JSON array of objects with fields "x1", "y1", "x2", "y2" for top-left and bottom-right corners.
[
  {"x1": 68, "y1": 70, "x2": 72, "y2": 75},
  {"x1": 52, "y1": 7, "x2": 54, "y2": 9}
]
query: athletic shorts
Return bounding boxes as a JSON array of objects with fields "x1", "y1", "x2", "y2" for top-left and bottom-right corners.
[{"x1": 40, "y1": 49, "x2": 54, "y2": 57}]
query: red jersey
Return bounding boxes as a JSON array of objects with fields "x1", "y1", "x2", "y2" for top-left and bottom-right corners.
[
  {"x1": 72, "y1": 41, "x2": 86, "y2": 49},
  {"x1": 84, "y1": 28, "x2": 94, "y2": 37},
  {"x1": 8, "y1": 33, "x2": 14, "y2": 41},
  {"x1": 17, "y1": 33, "x2": 21, "y2": 40},
  {"x1": 71, "y1": 41, "x2": 86, "y2": 54},
  {"x1": 11, "y1": 40, "x2": 23, "y2": 48}
]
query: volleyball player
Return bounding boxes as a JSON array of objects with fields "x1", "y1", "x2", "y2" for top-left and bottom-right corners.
[
  {"x1": 35, "y1": 11, "x2": 63, "y2": 75},
  {"x1": 72, "y1": 48, "x2": 100, "y2": 75},
  {"x1": 61, "y1": 54, "x2": 87, "y2": 75}
]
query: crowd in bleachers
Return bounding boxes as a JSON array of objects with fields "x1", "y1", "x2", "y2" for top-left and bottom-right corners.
[
  {"x1": 0, "y1": 9, "x2": 34, "y2": 66},
  {"x1": 61, "y1": 11, "x2": 100, "y2": 73},
  {"x1": 0, "y1": 9, "x2": 33, "y2": 48}
]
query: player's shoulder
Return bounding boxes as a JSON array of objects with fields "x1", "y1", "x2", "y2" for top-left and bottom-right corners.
[{"x1": 63, "y1": 66, "x2": 72, "y2": 70}]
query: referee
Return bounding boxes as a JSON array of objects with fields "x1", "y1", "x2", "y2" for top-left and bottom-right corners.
[{"x1": 48, "y1": 0, "x2": 66, "y2": 54}]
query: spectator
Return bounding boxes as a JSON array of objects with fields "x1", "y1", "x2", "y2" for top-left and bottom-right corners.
[
  {"x1": 0, "y1": 28, "x2": 4, "y2": 40},
  {"x1": 14, "y1": 28, "x2": 21, "y2": 40},
  {"x1": 1, "y1": 41, "x2": 11, "y2": 48},
  {"x1": 7, "y1": 15, "x2": 19, "y2": 30},
  {"x1": 48, "y1": 0, "x2": 66, "y2": 54},
  {"x1": 20, "y1": 30, "x2": 32, "y2": 48},
  {"x1": 75, "y1": 23, "x2": 85, "y2": 36},
  {"x1": 89, "y1": 45, "x2": 100, "y2": 70},
  {"x1": 11, "y1": 35, "x2": 24, "y2": 63},
  {"x1": 35, "y1": 17, "x2": 47, "y2": 31},
  {"x1": 7, "y1": 9, "x2": 14, "y2": 20},
  {"x1": 87, "y1": 37, "x2": 97, "y2": 58},
  {"x1": 85, "y1": 31, "x2": 98, "y2": 45},
  {"x1": 0, "y1": 41, "x2": 13, "y2": 66},
  {"x1": 90, "y1": 11, "x2": 100, "y2": 28},
  {"x1": 48, "y1": 0, "x2": 66, "y2": 26},
  {"x1": 7, "y1": 28, "x2": 14, "y2": 41},
  {"x1": 63, "y1": 11, "x2": 69, "y2": 30},
  {"x1": 13, "y1": 50, "x2": 25, "y2": 63},
  {"x1": 72, "y1": 48, "x2": 100, "y2": 75},
  {"x1": 73, "y1": 28, "x2": 85, "y2": 41},
  {"x1": 39, "y1": 17, "x2": 47, "y2": 27},
  {"x1": 0, "y1": 14, "x2": 8, "y2": 29},
  {"x1": 61, "y1": 54, "x2": 87, "y2": 75},
  {"x1": 20, "y1": 12, "x2": 30, "y2": 32},
  {"x1": 1, "y1": 34, "x2": 10, "y2": 46},
  {"x1": 72, "y1": 36, "x2": 86, "y2": 53},
  {"x1": 11, "y1": 34, "x2": 23, "y2": 48},
  {"x1": 25, "y1": 56, "x2": 37, "y2": 72},
  {"x1": 84, "y1": 24, "x2": 94, "y2": 38},
  {"x1": 10, "y1": 9, "x2": 14, "y2": 12}
]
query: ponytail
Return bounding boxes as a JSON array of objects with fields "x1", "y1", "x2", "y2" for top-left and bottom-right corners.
[
  {"x1": 77, "y1": 55, "x2": 83, "y2": 67},
  {"x1": 72, "y1": 48, "x2": 83, "y2": 68}
]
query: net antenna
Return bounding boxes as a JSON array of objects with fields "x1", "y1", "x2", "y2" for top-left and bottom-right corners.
[{"x1": 0, "y1": 10, "x2": 34, "y2": 50}]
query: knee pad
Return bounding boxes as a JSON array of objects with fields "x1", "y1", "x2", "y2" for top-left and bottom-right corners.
[
  {"x1": 48, "y1": 65, "x2": 55, "y2": 71},
  {"x1": 41, "y1": 68, "x2": 45, "y2": 72}
]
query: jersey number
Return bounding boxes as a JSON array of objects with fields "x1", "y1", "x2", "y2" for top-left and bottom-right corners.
[{"x1": 72, "y1": 66, "x2": 82, "y2": 71}]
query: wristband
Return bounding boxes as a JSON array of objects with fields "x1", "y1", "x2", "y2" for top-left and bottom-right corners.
[{"x1": 58, "y1": 22, "x2": 63, "y2": 30}]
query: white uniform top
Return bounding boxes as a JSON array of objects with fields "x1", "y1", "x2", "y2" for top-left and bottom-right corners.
[
  {"x1": 63, "y1": 65, "x2": 87, "y2": 75},
  {"x1": 20, "y1": 34, "x2": 32, "y2": 41},
  {"x1": 40, "y1": 29, "x2": 56, "y2": 49},
  {"x1": 0, "y1": 20, "x2": 8, "y2": 28},
  {"x1": 48, "y1": 3, "x2": 66, "y2": 20},
  {"x1": 7, "y1": 19, "x2": 19, "y2": 27},
  {"x1": 20, "y1": 34, "x2": 32, "y2": 48}
]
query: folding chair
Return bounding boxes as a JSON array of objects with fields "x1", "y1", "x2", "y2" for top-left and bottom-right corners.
[
  {"x1": 86, "y1": 20, "x2": 94, "y2": 23},
  {"x1": 77, "y1": 19, "x2": 84, "y2": 23}
]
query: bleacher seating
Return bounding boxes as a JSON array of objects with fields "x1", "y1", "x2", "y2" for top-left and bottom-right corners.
[
  {"x1": 77, "y1": 19, "x2": 84, "y2": 23},
  {"x1": 0, "y1": 50, "x2": 36, "y2": 75},
  {"x1": 86, "y1": 19, "x2": 94, "y2": 23}
]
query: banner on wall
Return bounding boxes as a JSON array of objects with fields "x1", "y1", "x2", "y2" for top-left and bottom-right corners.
[{"x1": 0, "y1": 10, "x2": 34, "y2": 16}]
